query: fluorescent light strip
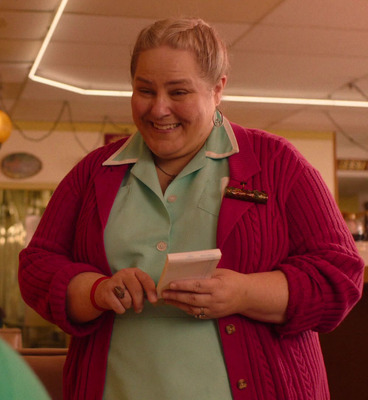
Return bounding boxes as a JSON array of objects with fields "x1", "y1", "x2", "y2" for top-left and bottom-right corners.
[
  {"x1": 222, "y1": 95, "x2": 368, "y2": 108},
  {"x1": 29, "y1": 0, "x2": 69, "y2": 79},
  {"x1": 30, "y1": 74, "x2": 132, "y2": 97},
  {"x1": 29, "y1": 0, "x2": 368, "y2": 109}
]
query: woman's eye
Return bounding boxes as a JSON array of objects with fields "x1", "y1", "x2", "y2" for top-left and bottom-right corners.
[
  {"x1": 171, "y1": 90, "x2": 188, "y2": 97},
  {"x1": 137, "y1": 88, "x2": 154, "y2": 96}
]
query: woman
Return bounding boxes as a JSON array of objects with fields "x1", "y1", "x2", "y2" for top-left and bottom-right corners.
[{"x1": 19, "y1": 18, "x2": 364, "y2": 400}]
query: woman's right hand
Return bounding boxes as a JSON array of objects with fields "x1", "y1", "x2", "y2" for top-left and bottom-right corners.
[
  {"x1": 67, "y1": 269, "x2": 157, "y2": 323},
  {"x1": 94, "y1": 268, "x2": 157, "y2": 314}
]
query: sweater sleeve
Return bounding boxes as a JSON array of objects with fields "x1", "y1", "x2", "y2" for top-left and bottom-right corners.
[
  {"x1": 18, "y1": 147, "x2": 115, "y2": 336},
  {"x1": 276, "y1": 161, "x2": 364, "y2": 336}
]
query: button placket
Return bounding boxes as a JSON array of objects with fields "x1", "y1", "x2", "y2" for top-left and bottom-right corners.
[
  {"x1": 156, "y1": 241, "x2": 168, "y2": 251},
  {"x1": 167, "y1": 195, "x2": 177, "y2": 203}
]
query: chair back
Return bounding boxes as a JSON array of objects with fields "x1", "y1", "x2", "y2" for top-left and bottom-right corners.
[
  {"x1": 19, "y1": 347, "x2": 68, "y2": 400},
  {"x1": 0, "y1": 327, "x2": 22, "y2": 349}
]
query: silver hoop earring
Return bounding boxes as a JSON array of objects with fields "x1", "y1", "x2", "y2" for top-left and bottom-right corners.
[{"x1": 213, "y1": 109, "x2": 224, "y2": 127}]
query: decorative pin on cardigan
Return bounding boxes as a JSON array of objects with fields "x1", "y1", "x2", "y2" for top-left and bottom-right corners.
[{"x1": 225, "y1": 183, "x2": 268, "y2": 204}]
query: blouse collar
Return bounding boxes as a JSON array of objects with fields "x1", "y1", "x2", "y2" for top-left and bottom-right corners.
[{"x1": 102, "y1": 116, "x2": 239, "y2": 166}]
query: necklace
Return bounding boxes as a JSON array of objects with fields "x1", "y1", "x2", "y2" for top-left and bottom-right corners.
[{"x1": 155, "y1": 162, "x2": 177, "y2": 181}]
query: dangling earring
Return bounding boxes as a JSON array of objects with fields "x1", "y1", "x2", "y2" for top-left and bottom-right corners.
[{"x1": 213, "y1": 109, "x2": 224, "y2": 127}]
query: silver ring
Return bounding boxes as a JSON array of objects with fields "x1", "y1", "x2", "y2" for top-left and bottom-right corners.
[{"x1": 113, "y1": 286, "x2": 125, "y2": 299}]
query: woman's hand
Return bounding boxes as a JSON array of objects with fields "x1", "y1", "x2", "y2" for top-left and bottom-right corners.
[
  {"x1": 95, "y1": 268, "x2": 157, "y2": 314},
  {"x1": 161, "y1": 269, "x2": 245, "y2": 319},
  {"x1": 161, "y1": 268, "x2": 289, "y2": 324},
  {"x1": 67, "y1": 269, "x2": 157, "y2": 323}
]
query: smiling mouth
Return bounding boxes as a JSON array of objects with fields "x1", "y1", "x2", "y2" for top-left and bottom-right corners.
[{"x1": 152, "y1": 122, "x2": 181, "y2": 130}]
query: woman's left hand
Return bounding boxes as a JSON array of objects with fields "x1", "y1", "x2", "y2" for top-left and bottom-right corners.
[
  {"x1": 161, "y1": 269, "x2": 246, "y2": 319},
  {"x1": 161, "y1": 268, "x2": 289, "y2": 323}
]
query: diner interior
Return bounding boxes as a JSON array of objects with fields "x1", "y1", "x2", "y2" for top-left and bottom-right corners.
[{"x1": 0, "y1": 0, "x2": 368, "y2": 399}]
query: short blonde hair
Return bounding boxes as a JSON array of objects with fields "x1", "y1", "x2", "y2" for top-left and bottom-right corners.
[{"x1": 130, "y1": 17, "x2": 229, "y2": 85}]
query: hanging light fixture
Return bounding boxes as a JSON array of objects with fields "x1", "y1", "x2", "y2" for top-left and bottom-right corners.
[{"x1": 0, "y1": 109, "x2": 12, "y2": 148}]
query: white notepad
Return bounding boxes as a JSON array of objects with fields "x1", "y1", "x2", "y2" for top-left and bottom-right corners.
[{"x1": 157, "y1": 248, "x2": 222, "y2": 298}]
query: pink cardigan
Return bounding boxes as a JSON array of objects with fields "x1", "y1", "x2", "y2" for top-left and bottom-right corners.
[{"x1": 19, "y1": 123, "x2": 364, "y2": 400}]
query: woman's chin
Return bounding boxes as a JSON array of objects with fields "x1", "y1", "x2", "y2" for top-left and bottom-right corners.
[
  {"x1": 147, "y1": 142, "x2": 183, "y2": 160},
  {"x1": 151, "y1": 150, "x2": 181, "y2": 161}
]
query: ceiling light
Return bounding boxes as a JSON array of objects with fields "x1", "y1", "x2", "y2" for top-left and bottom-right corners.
[
  {"x1": 29, "y1": 0, "x2": 69, "y2": 81},
  {"x1": 29, "y1": 0, "x2": 368, "y2": 109},
  {"x1": 222, "y1": 95, "x2": 368, "y2": 108},
  {"x1": 29, "y1": 74, "x2": 132, "y2": 97}
]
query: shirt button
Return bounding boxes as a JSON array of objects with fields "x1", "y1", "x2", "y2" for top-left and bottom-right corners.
[
  {"x1": 225, "y1": 324, "x2": 236, "y2": 335},
  {"x1": 156, "y1": 241, "x2": 168, "y2": 251},
  {"x1": 237, "y1": 379, "x2": 248, "y2": 390},
  {"x1": 167, "y1": 195, "x2": 177, "y2": 203}
]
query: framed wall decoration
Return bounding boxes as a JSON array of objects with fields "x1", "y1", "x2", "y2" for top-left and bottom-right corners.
[{"x1": 1, "y1": 152, "x2": 42, "y2": 179}]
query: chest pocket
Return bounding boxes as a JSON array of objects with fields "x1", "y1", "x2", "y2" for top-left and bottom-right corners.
[{"x1": 197, "y1": 178, "x2": 224, "y2": 216}]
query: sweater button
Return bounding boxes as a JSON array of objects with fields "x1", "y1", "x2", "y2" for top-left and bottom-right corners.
[
  {"x1": 225, "y1": 324, "x2": 236, "y2": 334},
  {"x1": 237, "y1": 379, "x2": 248, "y2": 390}
]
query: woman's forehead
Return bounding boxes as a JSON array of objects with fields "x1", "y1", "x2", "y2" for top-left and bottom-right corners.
[{"x1": 134, "y1": 47, "x2": 203, "y2": 83}]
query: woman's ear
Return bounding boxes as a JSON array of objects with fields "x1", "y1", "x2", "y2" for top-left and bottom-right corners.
[{"x1": 213, "y1": 75, "x2": 227, "y2": 106}]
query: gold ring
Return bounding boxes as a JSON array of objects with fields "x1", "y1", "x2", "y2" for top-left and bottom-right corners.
[
  {"x1": 195, "y1": 307, "x2": 206, "y2": 319},
  {"x1": 113, "y1": 286, "x2": 125, "y2": 299}
]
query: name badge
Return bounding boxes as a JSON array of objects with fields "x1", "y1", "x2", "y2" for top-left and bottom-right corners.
[{"x1": 225, "y1": 186, "x2": 268, "y2": 204}]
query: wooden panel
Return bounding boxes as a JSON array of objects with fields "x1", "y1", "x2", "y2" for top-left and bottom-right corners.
[{"x1": 319, "y1": 285, "x2": 368, "y2": 400}]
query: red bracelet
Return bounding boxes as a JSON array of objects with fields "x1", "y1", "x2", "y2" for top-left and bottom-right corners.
[{"x1": 90, "y1": 276, "x2": 110, "y2": 311}]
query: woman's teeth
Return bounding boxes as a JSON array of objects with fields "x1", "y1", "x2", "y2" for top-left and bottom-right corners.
[{"x1": 153, "y1": 123, "x2": 180, "y2": 130}]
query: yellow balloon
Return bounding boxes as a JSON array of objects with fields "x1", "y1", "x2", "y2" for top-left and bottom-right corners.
[{"x1": 0, "y1": 110, "x2": 12, "y2": 144}]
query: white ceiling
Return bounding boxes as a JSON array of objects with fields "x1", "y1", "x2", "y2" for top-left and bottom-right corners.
[{"x1": 1, "y1": 0, "x2": 368, "y2": 163}]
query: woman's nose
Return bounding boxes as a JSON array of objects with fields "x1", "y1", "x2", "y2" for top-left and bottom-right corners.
[{"x1": 150, "y1": 94, "x2": 171, "y2": 118}]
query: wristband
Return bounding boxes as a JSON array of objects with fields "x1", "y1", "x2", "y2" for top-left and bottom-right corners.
[{"x1": 90, "y1": 276, "x2": 110, "y2": 311}]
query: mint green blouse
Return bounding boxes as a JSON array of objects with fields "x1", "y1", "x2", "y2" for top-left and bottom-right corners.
[{"x1": 103, "y1": 120, "x2": 238, "y2": 400}]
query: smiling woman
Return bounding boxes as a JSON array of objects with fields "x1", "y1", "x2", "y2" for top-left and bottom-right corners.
[
  {"x1": 131, "y1": 46, "x2": 226, "y2": 190},
  {"x1": 18, "y1": 17, "x2": 364, "y2": 400}
]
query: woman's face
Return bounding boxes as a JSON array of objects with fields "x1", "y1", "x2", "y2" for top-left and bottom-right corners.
[{"x1": 131, "y1": 46, "x2": 226, "y2": 163}]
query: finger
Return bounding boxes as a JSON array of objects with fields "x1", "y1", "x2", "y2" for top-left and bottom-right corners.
[
  {"x1": 109, "y1": 298, "x2": 125, "y2": 313},
  {"x1": 113, "y1": 285, "x2": 133, "y2": 311},
  {"x1": 162, "y1": 290, "x2": 211, "y2": 307},
  {"x1": 168, "y1": 279, "x2": 212, "y2": 294},
  {"x1": 113, "y1": 286, "x2": 125, "y2": 299},
  {"x1": 132, "y1": 269, "x2": 158, "y2": 304},
  {"x1": 123, "y1": 271, "x2": 156, "y2": 312},
  {"x1": 98, "y1": 287, "x2": 128, "y2": 315},
  {"x1": 136, "y1": 270, "x2": 157, "y2": 301},
  {"x1": 109, "y1": 294, "x2": 128, "y2": 314},
  {"x1": 193, "y1": 307, "x2": 208, "y2": 319}
]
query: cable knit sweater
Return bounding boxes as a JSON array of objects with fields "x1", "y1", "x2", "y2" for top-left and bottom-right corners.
[{"x1": 19, "y1": 122, "x2": 364, "y2": 400}]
